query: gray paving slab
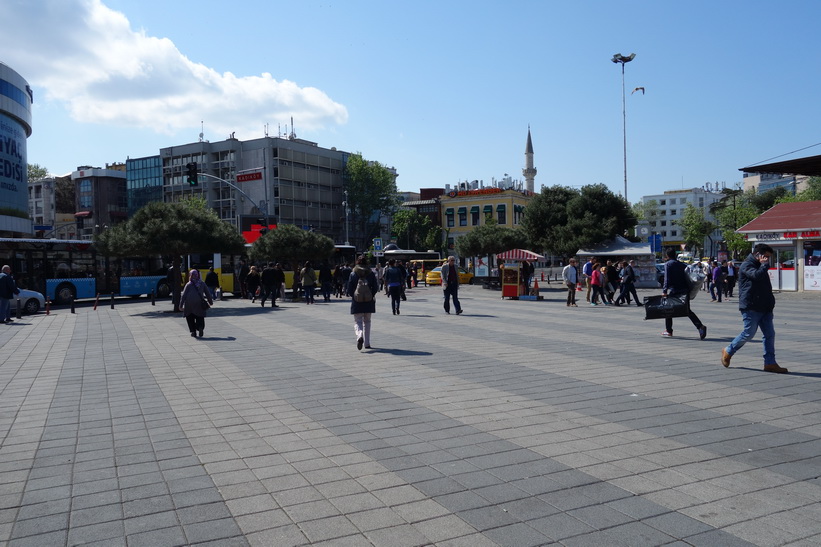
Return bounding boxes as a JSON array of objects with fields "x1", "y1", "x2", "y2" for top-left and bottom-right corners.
[{"x1": 0, "y1": 286, "x2": 819, "y2": 545}]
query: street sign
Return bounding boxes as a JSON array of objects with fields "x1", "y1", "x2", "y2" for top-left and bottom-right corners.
[
  {"x1": 649, "y1": 234, "x2": 663, "y2": 254},
  {"x1": 373, "y1": 238, "x2": 383, "y2": 251},
  {"x1": 237, "y1": 172, "x2": 262, "y2": 182},
  {"x1": 374, "y1": 252, "x2": 384, "y2": 257}
]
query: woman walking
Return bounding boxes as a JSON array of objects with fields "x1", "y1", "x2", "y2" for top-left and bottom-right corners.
[
  {"x1": 180, "y1": 269, "x2": 213, "y2": 338},
  {"x1": 300, "y1": 261, "x2": 317, "y2": 304},
  {"x1": 348, "y1": 255, "x2": 378, "y2": 350},
  {"x1": 246, "y1": 265, "x2": 261, "y2": 302}
]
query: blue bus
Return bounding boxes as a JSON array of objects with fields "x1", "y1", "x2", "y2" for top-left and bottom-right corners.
[{"x1": 0, "y1": 238, "x2": 171, "y2": 304}]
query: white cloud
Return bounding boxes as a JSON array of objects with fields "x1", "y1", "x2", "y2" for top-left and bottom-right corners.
[{"x1": 1, "y1": 0, "x2": 348, "y2": 137}]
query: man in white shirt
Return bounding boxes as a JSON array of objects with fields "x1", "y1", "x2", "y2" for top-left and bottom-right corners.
[{"x1": 562, "y1": 259, "x2": 579, "y2": 307}]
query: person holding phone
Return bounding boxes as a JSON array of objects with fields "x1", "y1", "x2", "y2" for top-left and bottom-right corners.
[{"x1": 721, "y1": 243, "x2": 787, "y2": 373}]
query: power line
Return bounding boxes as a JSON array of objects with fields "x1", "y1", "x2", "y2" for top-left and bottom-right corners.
[{"x1": 745, "y1": 142, "x2": 821, "y2": 167}]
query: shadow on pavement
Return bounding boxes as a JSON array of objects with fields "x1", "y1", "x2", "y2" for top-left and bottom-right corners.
[{"x1": 364, "y1": 348, "x2": 433, "y2": 356}]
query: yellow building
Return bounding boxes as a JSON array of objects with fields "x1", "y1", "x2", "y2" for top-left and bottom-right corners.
[{"x1": 439, "y1": 187, "x2": 533, "y2": 255}]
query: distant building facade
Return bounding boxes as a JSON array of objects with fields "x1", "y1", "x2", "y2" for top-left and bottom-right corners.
[
  {"x1": 641, "y1": 187, "x2": 724, "y2": 255},
  {"x1": 72, "y1": 164, "x2": 128, "y2": 239},
  {"x1": 159, "y1": 135, "x2": 354, "y2": 244},
  {"x1": 126, "y1": 155, "x2": 162, "y2": 216},
  {"x1": 742, "y1": 172, "x2": 809, "y2": 195}
]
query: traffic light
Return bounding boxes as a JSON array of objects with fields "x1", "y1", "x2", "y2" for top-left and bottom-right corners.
[{"x1": 186, "y1": 162, "x2": 198, "y2": 185}]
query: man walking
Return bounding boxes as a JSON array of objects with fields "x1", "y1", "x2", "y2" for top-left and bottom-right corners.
[
  {"x1": 661, "y1": 248, "x2": 707, "y2": 339},
  {"x1": 441, "y1": 256, "x2": 463, "y2": 315},
  {"x1": 615, "y1": 260, "x2": 641, "y2": 307},
  {"x1": 561, "y1": 259, "x2": 578, "y2": 307},
  {"x1": 582, "y1": 257, "x2": 594, "y2": 302},
  {"x1": 721, "y1": 243, "x2": 787, "y2": 374},
  {"x1": 0, "y1": 265, "x2": 20, "y2": 323},
  {"x1": 259, "y1": 262, "x2": 280, "y2": 307}
]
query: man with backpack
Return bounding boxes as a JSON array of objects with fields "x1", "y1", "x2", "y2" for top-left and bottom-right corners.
[{"x1": 348, "y1": 255, "x2": 378, "y2": 350}]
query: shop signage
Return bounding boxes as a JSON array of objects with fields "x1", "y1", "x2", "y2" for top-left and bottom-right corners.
[
  {"x1": 448, "y1": 187, "x2": 502, "y2": 198},
  {"x1": 751, "y1": 230, "x2": 821, "y2": 241}
]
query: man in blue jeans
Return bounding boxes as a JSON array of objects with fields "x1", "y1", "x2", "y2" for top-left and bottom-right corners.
[{"x1": 721, "y1": 243, "x2": 787, "y2": 374}]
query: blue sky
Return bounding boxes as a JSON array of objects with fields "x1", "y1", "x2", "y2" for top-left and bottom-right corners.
[{"x1": 5, "y1": 0, "x2": 821, "y2": 202}]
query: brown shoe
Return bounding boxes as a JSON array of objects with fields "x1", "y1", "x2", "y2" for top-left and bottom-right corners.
[
  {"x1": 721, "y1": 348, "x2": 732, "y2": 368},
  {"x1": 764, "y1": 364, "x2": 789, "y2": 374}
]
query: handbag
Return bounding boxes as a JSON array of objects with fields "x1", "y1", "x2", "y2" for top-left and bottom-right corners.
[
  {"x1": 201, "y1": 289, "x2": 211, "y2": 309},
  {"x1": 644, "y1": 294, "x2": 688, "y2": 320}
]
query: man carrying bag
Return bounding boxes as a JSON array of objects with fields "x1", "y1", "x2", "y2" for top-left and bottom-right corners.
[{"x1": 649, "y1": 249, "x2": 707, "y2": 340}]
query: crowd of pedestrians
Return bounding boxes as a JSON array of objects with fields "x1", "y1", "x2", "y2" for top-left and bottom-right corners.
[{"x1": 178, "y1": 249, "x2": 788, "y2": 373}]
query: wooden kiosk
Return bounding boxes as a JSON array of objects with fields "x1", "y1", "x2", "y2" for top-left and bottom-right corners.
[{"x1": 497, "y1": 249, "x2": 546, "y2": 300}]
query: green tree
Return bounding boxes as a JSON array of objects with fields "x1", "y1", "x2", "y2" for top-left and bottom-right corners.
[
  {"x1": 390, "y1": 209, "x2": 441, "y2": 251},
  {"x1": 55, "y1": 175, "x2": 76, "y2": 214},
  {"x1": 344, "y1": 153, "x2": 398, "y2": 246},
  {"x1": 520, "y1": 185, "x2": 577, "y2": 257},
  {"x1": 631, "y1": 198, "x2": 659, "y2": 225},
  {"x1": 95, "y1": 201, "x2": 245, "y2": 310},
  {"x1": 27, "y1": 163, "x2": 49, "y2": 182},
  {"x1": 455, "y1": 223, "x2": 529, "y2": 261},
  {"x1": 777, "y1": 176, "x2": 821, "y2": 203},
  {"x1": 523, "y1": 184, "x2": 635, "y2": 258},
  {"x1": 676, "y1": 203, "x2": 716, "y2": 257},
  {"x1": 248, "y1": 224, "x2": 335, "y2": 269}
]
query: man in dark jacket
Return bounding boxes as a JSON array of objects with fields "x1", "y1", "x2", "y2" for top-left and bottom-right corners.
[
  {"x1": 259, "y1": 262, "x2": 279, "y2": 308},
  {"x1": 0, "y1": 265, "x2": 20, "y2": 323},
  {"x1": 721, "y1": 244, "x2": 787, "y2": 373},
  {"x1": 661, "y1": 248, "x2": 707, "y2": 339}
]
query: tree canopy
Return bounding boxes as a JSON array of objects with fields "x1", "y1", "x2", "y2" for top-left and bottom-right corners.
[
  {"x1": 344, "y1": 153, "x2": 398, "y2": 246},
  {"x1": 248, "y1": 224, "x2": 335, "y2": 268},
  {"x1": 454, "y1": 222, "x2": 530, "y2": 260},
  {"x1": 390, "y1": 209, "x2": 441, "y2": 252},
  {"x1": 94, "y1": 200, "x2": 246, "y2": 309},
  {"x1": 677, "y1": 203, "x2": 717, "y2": 257},
  {"x1": 27, "y1": 163, "x2": 49, "y2": 182},
  {"x1": 521, "y1": 184, "x2": 635, "y2": 257}
]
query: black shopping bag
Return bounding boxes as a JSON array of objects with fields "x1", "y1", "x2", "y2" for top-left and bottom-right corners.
[{"x1": 644, "y1": 294, "x2": 688, "y2": 320}]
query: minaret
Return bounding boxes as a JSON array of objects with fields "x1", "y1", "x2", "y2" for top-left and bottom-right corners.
[{"x1": 522, "y1": 126, "x2": 537, "y2": 193}]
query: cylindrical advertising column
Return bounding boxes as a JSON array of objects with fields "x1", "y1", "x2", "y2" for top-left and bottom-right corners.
[{"x1": 0, "y1": 63, "x2": 33, "y2": 235}]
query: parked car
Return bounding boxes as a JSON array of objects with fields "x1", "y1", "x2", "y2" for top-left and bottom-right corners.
[
  {"x1": 425, "y1": 266, "x2": 475, "y2": 286},
  {"x1": 12, "y1": 288, "x2": 45, "y2": 314}
]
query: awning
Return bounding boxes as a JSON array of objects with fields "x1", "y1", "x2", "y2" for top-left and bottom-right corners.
[
  {"x1": 74, "y1": 211, "x2": 92, "y2": 218},
  {"x1": 496, "y1": 249, "x2": 546, "y2": 261},
  {"x1": 496, "y1": 204, "x2": 506, "y2": 211},
  {"x1": 457, "y1": 207, "x2": 467, "y2": 214},
  {"x1": 740, "y1": 154, "x2": 821, "y2": 177},
  {"x1": 445, "y1": 208, "x2": 454, "y2": 215},
  {"x1": 483, "y1": 205, "x2": 493, "y2": 213},
  {"x1": 737, "y1": 200, "x2": 821, "y2": 233},
  {"x1": 514, "y1": 205, "x2": 524, "y2": 213},
  {"x1": 470, "y1": 206, "x2": 479, "y2": 213}
]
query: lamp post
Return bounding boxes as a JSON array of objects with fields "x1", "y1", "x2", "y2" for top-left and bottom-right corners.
[
  {"x1": 611, "y1": 52, "x2": 635, "y2": 201},
  {"x1": 343, "y1": 190, "x2": 350, "y2": 246}
]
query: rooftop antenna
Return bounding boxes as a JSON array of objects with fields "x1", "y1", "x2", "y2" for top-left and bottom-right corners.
[
  {"x1": 199, "y1": 121, "x2": 204, "y2": 143},
  {"x1": 290, "y1": 116, "x2": 296, "y2": 140},
  {"x1": 264, "y1": 123, "x2": 269, "y2": 137}
]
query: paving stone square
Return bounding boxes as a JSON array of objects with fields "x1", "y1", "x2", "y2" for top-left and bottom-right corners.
[{"x1": 1, "y1": 284, "x2": 819, "y2": 545}]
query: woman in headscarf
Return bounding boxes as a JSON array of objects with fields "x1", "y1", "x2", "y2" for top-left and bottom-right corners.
[{"x1": 180, "y1": 269, "x2": 213, "y2": 337}]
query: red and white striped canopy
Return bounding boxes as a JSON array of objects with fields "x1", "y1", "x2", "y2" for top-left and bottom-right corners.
[{"x1": 496, "y1": 249, "x2": 546, "y2": 261}]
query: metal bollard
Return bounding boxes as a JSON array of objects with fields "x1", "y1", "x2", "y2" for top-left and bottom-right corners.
[
  {"x1": 110, "y1": 293, "x2": 115, "y2": 309},
  {"x1": 151, "y1": 289, "x2": 156, "y2": 306},
  {"x1": 93, "y1": 293, "x2": 100, "y2": 311},
  {"x1": 16, "y1": 297, "x2": 22, "y2": 319},
  {"x1": 46, "y1": 299, "x2": 51, "y2": 315},
  {"x1": 70, "y1": 297, "x2": 75, "y2": 314}
]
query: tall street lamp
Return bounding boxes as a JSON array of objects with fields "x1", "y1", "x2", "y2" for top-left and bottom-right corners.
[
  {"x1": 343, "y1": 190, "x2": 350, "y2": 246},
  {"x1": 612, "y1": 52, "x2": 635, "y2": 201}
]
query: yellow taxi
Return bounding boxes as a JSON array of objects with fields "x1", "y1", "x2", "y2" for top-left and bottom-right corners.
[{"x1": 425, "y1": 266, "x2": 475, "y2": 286}]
